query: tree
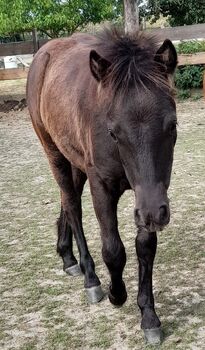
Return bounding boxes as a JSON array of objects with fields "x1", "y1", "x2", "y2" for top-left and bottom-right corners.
[
  {"x1": 146, "y1": 0, "x2": 205, "y2": 27},
  {"x1": 0, "y1": 0, "x2": 122, "y2": 37},
  {"x1": 123, "y1": 1, "x2": 151, "y2": 34},
  {"x1": 124, "y1": 0, "x2": 139, "y2": 34}
]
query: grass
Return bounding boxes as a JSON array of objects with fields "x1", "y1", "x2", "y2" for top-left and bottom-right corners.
[{"x1": 0, "y1": 99, "x2": 205, "y2": 349}]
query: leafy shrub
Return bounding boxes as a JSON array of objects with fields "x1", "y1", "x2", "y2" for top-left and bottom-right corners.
[
  {"x1": 192, "y1": 93, "x2": 202, "y2": 101},
  {"x1": 176, "y1": 40, "x2": 205, "y2": 54},
  {"x1": 177, "y1": 89, "x2": 191, "y2": 100},
  {"x1": 174, "y1": 40, "x2": 205, "y2": 98},
  {"x1": 175, "y1": 65, "x2": 204, "y2": 90}
]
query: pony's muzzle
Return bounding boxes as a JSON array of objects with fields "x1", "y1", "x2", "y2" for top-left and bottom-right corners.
[
  {"x1": 134, "y1": 183, "x2": 170, "y2": 232},
  {"x1": 135, "y1": 203, "x2": 170, "y2": 232}
]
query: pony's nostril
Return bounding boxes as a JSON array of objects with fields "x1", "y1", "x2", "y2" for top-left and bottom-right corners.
[
  {"x1": 159, "y1": 204, "x2": 169, "y2": 223},
  {"x1": 135, "y1": 209, "x2": 146, "y2": 226}
]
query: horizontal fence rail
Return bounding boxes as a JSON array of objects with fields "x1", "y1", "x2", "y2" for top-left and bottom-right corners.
[
  {"x1": 0, "y1": 23, "x2": 205, "y2": 57},
  {"x1": 148, "y1": 23, "x2": 205, "y2": 41},
  {"x1": 178, "y1": 52, "x2": 205, "y2": 66},
  {"x1": 0, "y1": 39, "x2": 47, "y2": 56},
  {"x1": 0, "y1": 68, "x2": 29, "y2": 80},
  {"x1": 0, "y1": 53, "x2": 204, "y2": 80},
  {"x1": 0, "y1": 23, "x2": 205, "y2": 80}
]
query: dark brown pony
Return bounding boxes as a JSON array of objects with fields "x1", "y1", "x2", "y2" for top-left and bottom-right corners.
[{"x1": 27, "y1": 28, "x2": 177, "y2": 345}]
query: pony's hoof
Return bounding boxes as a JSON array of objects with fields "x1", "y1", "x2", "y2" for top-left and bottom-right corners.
[
  {"x1": 108, "y1": 282, "x2": 127, "y2": 306},
  {"x1": 64, "y1": 264, "x2": 82, "y2": 277},
  {"x1": 108, "y1": 290, "x2": 127, "y2": 306},
  {"x1": 143, "y1": 327, "x2": 163, "y2": 345},
  {"x1": 85, "y1": 285, "x2": 104, "y2": 304}
]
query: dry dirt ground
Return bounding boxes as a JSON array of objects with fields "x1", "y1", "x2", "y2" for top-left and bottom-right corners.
[{"x1": 0, "y1": 82, "x2": 204, "y2": 350}]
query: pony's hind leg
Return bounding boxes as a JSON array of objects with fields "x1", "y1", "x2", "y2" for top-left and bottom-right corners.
[
  {"x1": 57, "y1": 204, "x2": 81, "y2": 276},
  {"x1": 33, "y1": 124, "x2": 103, "y2": 303},
  {"x1": 55, "y1": 164, "x2": 103, "y2": 303},
  {"x1": 57, "y1": 167, "x2": 87, "y2": 276}
]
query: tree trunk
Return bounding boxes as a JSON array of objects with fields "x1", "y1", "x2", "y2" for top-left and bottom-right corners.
[
  {"x1": 124, "y1": 0, "x2": 139, "y2": 34},
  {"x1": 32, "y1": 28, "x2": 38, "y2": 53}
]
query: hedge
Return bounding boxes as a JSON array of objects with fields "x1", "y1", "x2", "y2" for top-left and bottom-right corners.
[{"x1": 174, "y1": 41, "x2": 205, "y2": 98}]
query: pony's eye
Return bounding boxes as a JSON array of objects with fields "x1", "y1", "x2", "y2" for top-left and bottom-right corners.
[{"x1": 108, "y1": 129, "x2": 117, "y2": 142}]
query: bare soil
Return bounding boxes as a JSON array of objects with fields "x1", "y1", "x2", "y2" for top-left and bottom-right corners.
[
  {"x1": 0, "y1": 97, "x2": 205, "y2": 350},
  {"x1": 0, "y1": 79, "x2": 27, "y2": 112}
]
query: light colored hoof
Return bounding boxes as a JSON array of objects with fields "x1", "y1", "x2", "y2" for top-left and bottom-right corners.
[
  {"x1": 144, "y1": 327, "x2": 162, "y2": 345},
  {"x1": 64, "y1": 264, "x2": 82, "y2": 277},
  {"x1": 85, "y1": 285, "x2": 104, "y2": 304}
]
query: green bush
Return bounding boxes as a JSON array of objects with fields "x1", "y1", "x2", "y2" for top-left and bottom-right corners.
[
  {"x1": 176, "y1": 40, "x2": 205, "y2": 54},
  {"x1": 175, "y1": 65, "x2": 204, "y2": 90},
  {"x1": 174, "y1": 40, "x2": 205, "y2": 99},
  {"x1": 177, "y1": 89, "x2": 191, "y2": 100}
]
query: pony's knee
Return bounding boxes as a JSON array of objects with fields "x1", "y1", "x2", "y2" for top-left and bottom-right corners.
[
  {"x1": 135, "y1": 230, "x2": 157, "y2": 256},
  {"x1": 136, "y1": 229, "x2": 151, "y2": 245},
  {"x1": 102, "y1": 239, "x2": 126, "y2": 270}
]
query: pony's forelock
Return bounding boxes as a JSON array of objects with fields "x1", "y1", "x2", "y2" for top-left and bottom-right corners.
[{"x1": 93, "y1": 27, "x2": 171, "y2": 96}]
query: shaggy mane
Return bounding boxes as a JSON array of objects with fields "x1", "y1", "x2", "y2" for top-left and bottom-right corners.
[{"x1": 93, "y1": 27, "x2": 170, "y2": 94}]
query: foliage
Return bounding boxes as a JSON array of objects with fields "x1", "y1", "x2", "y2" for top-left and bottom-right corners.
[
  {"x1": 174, "y1": 40, "x2": 205, "y2": 98},
  {"x1": 192, "y1": 93, "x2": 202, "y2": 101},
  {"x1": 0, "y1": 1, "x2": 151, "y2": 37},
  {"x1": 176, "y1": 89, "x2": 191, "y2": 100},
  {"x1": 0, "y1": 34, "x2": 22, "y2": 43},
  {"x1": 0, "y1": 0, "x2": 122, "y2": 37},
  {"x1": 146, "y1": 0, "x2": 205, "y2": 26},
  {"x1": 175, "y1": 65, "x2": 204, "y2": 90},
  {"x1": 176, "y1": 40, "x2": 205, "y2": 54}
]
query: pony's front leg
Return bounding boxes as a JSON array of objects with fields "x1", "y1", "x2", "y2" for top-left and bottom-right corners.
[
  {"x1": 136, "y1": 229, "x2": 162, "y2": 344},
  {"x1": 89, "y1": 174, "x2": 127, "y2": 306}
]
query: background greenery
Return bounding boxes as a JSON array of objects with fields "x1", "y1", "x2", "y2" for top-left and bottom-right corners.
[
  {"x1": 174, "y1": 41, "x2": 205, "y2": 99},
  {"x1": 0, "y1": 1, "x2": 204, "y2": 99},
  {"x1": 1, "y1": 0, "x2": 204, "y2": 37},
  {"x1": 146, "y1": 0, "x2": 205, "y2": 26},
  {"x1": 0, "y1": 0, "x2": 122, "y2": 38}
]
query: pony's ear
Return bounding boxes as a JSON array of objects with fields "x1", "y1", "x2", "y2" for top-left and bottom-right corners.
[
  {"x1": 90, "y1": 50, "x2": 111, "y2": 82},
  {"x1": 155, "y1": 39, "x2": 178, "y2": 74}
]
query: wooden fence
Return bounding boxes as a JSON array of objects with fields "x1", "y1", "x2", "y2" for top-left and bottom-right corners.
[
  {"x1": 147, "y1": 23, "x2": 205, "y2": 42},
  {"x1": 178, "y1": 52, "x2": 205, "y2": 66},
  {"x1": 0, "y1": 39, "x2": 47, "y2": 56},
  {"x1": 0, "y1": 23, "x2": 205, "y2": 80}
]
